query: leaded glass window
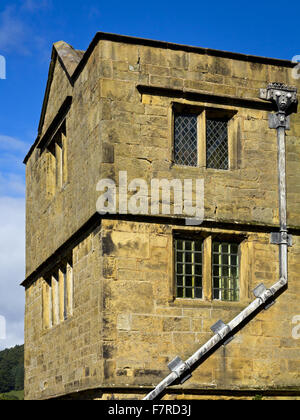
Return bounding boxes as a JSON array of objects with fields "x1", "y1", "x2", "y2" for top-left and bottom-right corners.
[
  {"x1": 175, "y1": 238, "x2": 203, "y2": 299},
  {"x1": 206, "y1": 118, "x2": 229, "y2": 170},
  {"x1": 212, "y1": 242, "x2": 239, "y2": 302},
  {"x1": 174, "y1": 114, "x2": 198, "y2": 167}
]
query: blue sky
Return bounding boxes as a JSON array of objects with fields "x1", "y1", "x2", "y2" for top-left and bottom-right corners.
[{"x1": 0, "y1": 0, "x2": 300, "y2": 349}]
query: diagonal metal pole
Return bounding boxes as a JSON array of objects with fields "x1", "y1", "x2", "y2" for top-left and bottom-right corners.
[{"x1": 143, "y1": 83, "x2": 298, "y2": 401}]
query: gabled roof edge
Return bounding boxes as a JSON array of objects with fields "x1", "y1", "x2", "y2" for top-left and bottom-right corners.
[
  {"x1": 24, "y1": 43, "x2": 79, "y2": 164},
  {"x1": 37, "y1": 46, "x2": 58, "y2": 136},
  {"x1": 71, "y1": 32, "x2": 295, "y2": 84}
]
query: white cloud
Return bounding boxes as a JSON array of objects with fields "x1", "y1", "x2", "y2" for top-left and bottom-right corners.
[
  {"x1": 0, "y1": 134, "x2": 29, "y2": 154},
  {"x1": 0, "y1": 133, "x2": 26, "y2": 349},
  {"x1": 0, "y1": 6, "x2": 29, "y2": 55},
  {"x1": 0, "y1": 2, "x2": 52, "y2": 55},
  {"x1": 0, "y1": 320, "x2": 24, "y2": 351},
  {"x1": 0, "y1": 134, "x2": 27, "y2": 197},
  {"x1": 0, "y1": 172, "x2": 25, "y2": 197},
  {"x1": 0, "y1": 196, "x2": 25, "y2": 350}
]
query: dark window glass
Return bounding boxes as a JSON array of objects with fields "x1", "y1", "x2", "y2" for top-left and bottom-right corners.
[
  {"x1": 175, "y1": 238, "x2": 203, "y2": 299},
  {"x1": 174, "y1": 114, "x2": 198, "y2": 166},
  {"x1": 206, "y1": 119, "x2": 228, "y2": 170},
  {"x1": 212, "y1": 241, "x2": 240, "y2": 302}
]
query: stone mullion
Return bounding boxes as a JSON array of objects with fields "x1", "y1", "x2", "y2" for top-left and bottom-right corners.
[
  {"x1": 198, "y1": 110, "x2": 206, "y2": 168},
  {"x1": 51, "y1": 274, "x2": 59, "y2": 326}
]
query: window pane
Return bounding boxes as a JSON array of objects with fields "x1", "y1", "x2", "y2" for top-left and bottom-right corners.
[
  {"x1": 231, "y1": 255, "x2": 237, "y2": 266},
  {"x1": 213, "y1": 288, "x2": 220, "y2": 300},
  {"x1": 213, "y1": 266, "x2": 220, "y2": 277},
  {"x1": 206, "y1": 119, "x2": 228, "y2": 170},
  {"x1": 231, "y1": 244, "x2": 238, "y2": 254},
  {"x1": 222, "y1": 254, "x2": 229, "y2": 265},
  {"x1": 176, "y1": 240, "x2": 184, "y2": 250},
  {"x1": 175, "y1": 238, "x2": 203, "y2": 300},
  {"x1": 177, "y1": 287, "x2": 184, "y2": 298},
  {"x1": 212, "y1": 241, "x2": 240, "y2": 302},
  {"x1": 185, "y1": 265, "x2": 192, "y2": 275},
  {"x1": 195, "y1": 277, "x2": 202, "y2": 288},
  {"x1": 222, "y1": 266, "x2": 229, "y2": 277},
  {"x1": 186, "y1": 288, "x2": 193, "y2": 299},
  {"x1": 177, "y1": 276, "x2": 183, "y2": 286},
  {"x1": 231, "y1": 266, "x2": 238, "y2": 277},
  {"x1": 222, "y1": 243, "x2": 229, "y2": 253},
  {"x1": 185, "y1": 241, "x2": 192, "y2": 251},
  {"x1": 195, "y1": 288, "x2": 202, "y2": 299},
  {"x1": 195, "y1": 241, "x2": 202, "y2": 252},
  {"x1": 177, "y1": 252, "x2": 184, "y2": 263},
  {"x1": 177, "y1": 264, "x2": 183, "y2": 274},
  {"x1": 213, "y1": 253, "x2": 219, "y2": 264},
  {"x1": 195, "y1": 265, "x2": 202, "y2": 276},
  {"x1": 185, "y1": 253, "x2": 192, "y2": 263},
  {"x1": 195, "y1": 253, "x2": 202, "y2": 264},
  {"x1": 213, "y1": 277, "x2": 220, "y2": 288},
  {"x1": 213, "y1": 242, "x2": 220, "y2": 253},
  {"x1": 174, "y1": 114, "x2": 198, "y2": 167},
  {"x1": 186, "y1": 276, "x2": 193, "y2": 287}
]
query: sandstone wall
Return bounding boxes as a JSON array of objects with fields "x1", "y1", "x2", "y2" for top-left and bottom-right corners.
[
  {"x1": 24, "y1": 37, "x2": 300, "y2": 400},
  {"x1": 25, "y1": 38, "x2": 300, "y2": 278}
]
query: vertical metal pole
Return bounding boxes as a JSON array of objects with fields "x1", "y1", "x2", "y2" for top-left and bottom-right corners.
[
  {"x1": 277, "y1": 125, "x2": 288, "y2": 280},
  {"x1": 260, "y1": 84, "x2": 298, "y2": 280}
]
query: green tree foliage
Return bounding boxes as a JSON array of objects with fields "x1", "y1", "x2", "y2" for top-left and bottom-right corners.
[
  {"x1": 14, "y1": 362, "x2": 24, "y2": 391},
  {"x1": 0, "y1": 345, "x2": 24, "y2": 393},
  {"x1": 0, "y1": 393, "x2": 19, "y2": 400}
]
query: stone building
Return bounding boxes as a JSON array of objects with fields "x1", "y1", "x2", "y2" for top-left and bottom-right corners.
[{"x1": 23, "y1": 32, "x2": 300, "y2": 400}]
